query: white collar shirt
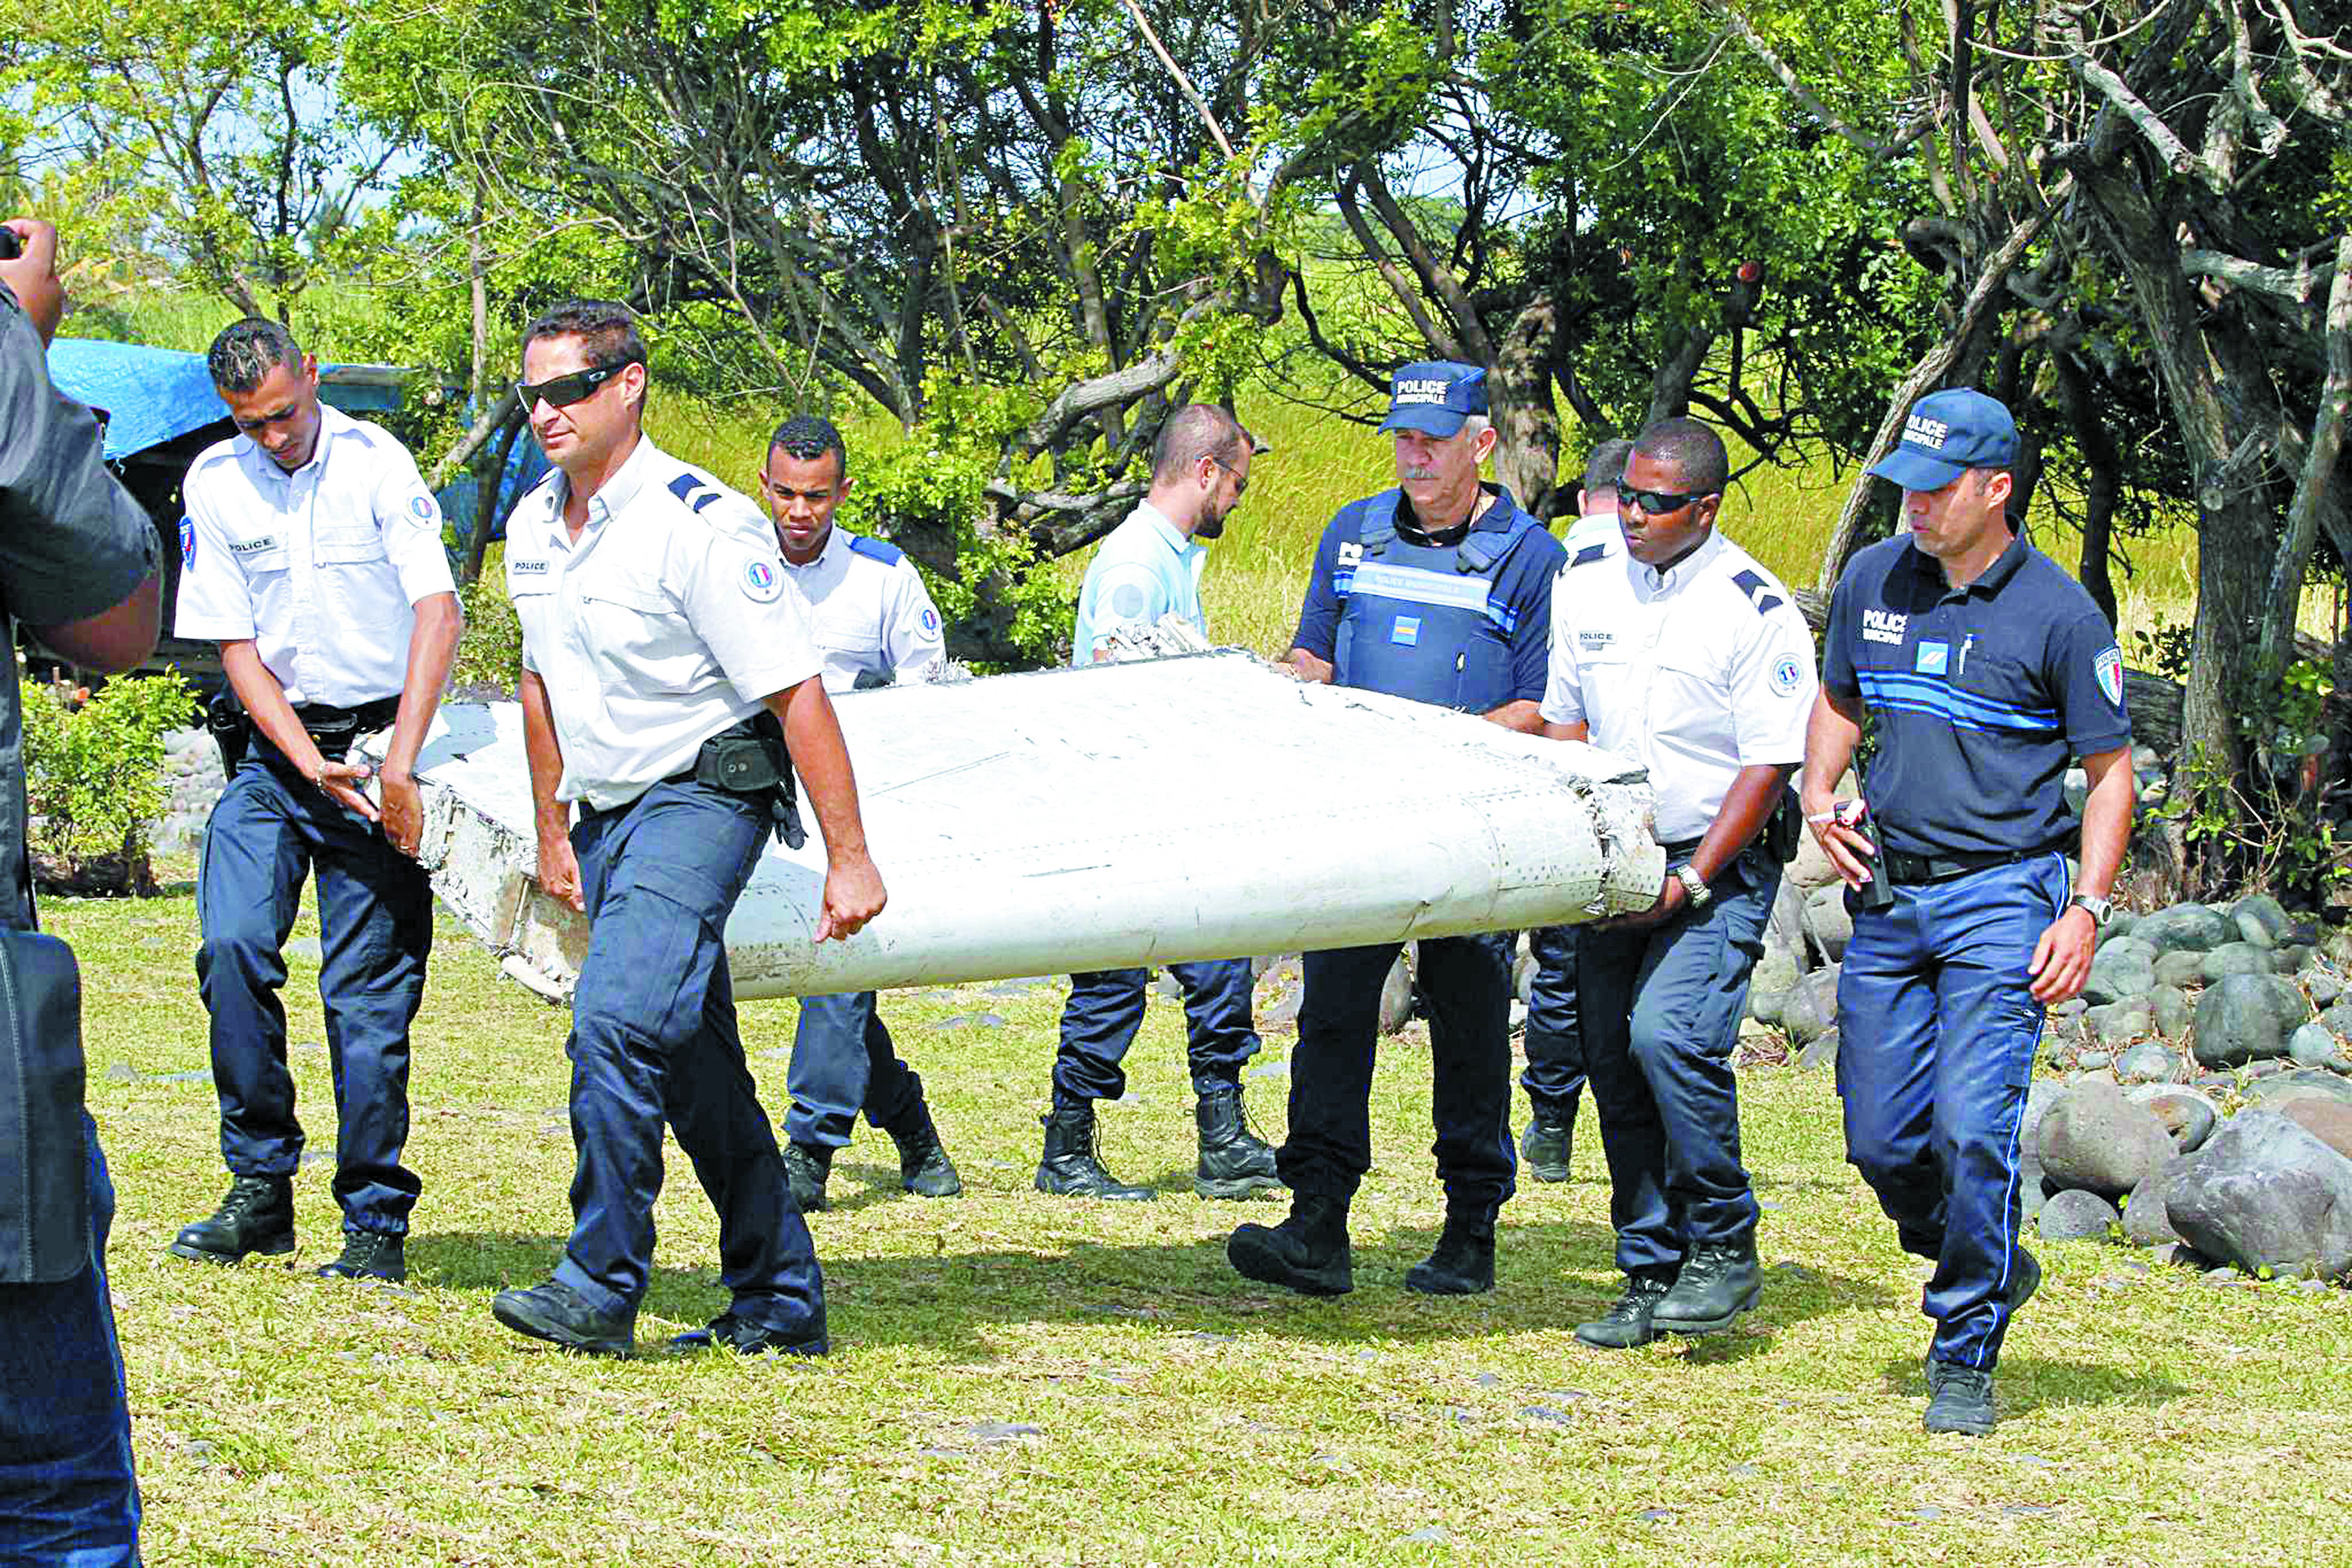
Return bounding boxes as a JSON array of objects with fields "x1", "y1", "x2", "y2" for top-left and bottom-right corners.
[
  {"x1": 175, "y1": 402, "x2": 457, "y2": 707},
  {"x1": 505, "y1": 435, "x2": 821, "y2": 809},
  {"x1": 1540, "y1": 527, "x2": 1818, "y2": 843},
  {"x1": 781, "y1": 524, "x2": 945, "y2": 696},
  {"x1": 1070, "y1": 501, "x2": 1207, "y2": 664}
]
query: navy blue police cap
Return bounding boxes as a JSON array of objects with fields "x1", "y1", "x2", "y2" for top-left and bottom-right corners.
[
  {"x1": 1379, "y1": 360, "x2": 1488, "y2": 439},
  {"x1": 1867, "y1": 387, "x2": 2018, "y2": 491}
]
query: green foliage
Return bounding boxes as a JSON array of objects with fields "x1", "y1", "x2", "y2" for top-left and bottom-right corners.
[
  {"x1": 20, "y1": 666, "x2": 196, "y2": 879},
  {"x1": 451, "y1": 544, "x2": 524, "y2": 692}
]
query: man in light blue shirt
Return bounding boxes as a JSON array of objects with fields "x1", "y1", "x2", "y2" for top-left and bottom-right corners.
[{"x1": 1037, "y1": 405, "x2": 1283, "y2": 1202}]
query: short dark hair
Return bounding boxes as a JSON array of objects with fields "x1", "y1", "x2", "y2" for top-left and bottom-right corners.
[
  {"x1": 520, "y1": 299, "x2": 648, "y2": 371},
  {"x1": 208, "y1": 318, "x2": 303, "y2": 394},
  {"x1": 1581, "y1": 437, "x2": 1635, "y2": 497},
  {"x1": 769, "y1": 414, "x2": 848, "y2": 481},
  {"x1": 1630, "y1": 417, "x2": 1729, "y2": 495},
  {"x1": 1150, "y1": 404, "x2": 1251, "y2": 487}
]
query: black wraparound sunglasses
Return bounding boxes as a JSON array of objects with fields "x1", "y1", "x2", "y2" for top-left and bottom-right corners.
[
  {"x1": 1616, "y1": 485, "x2": 1715, "y2": 515},
  {"x1": 518, "y1": 358, "x2": 641, "y2": 410}
]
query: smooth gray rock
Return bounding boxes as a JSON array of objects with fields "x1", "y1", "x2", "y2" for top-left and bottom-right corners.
[
  {"x1": 1802, "y1": 884, "x2": 1853, "y2": 964},
  {"x1": 2114, "y1": 1040, "x2": 2179, "y2": 1085},
  {"x1": 2122, "y1": 1158, "x2": 2189, "y2": 1247},
  {"x1": 1747, "y1": 983, "x2": 1789, "y2": 1027},
  {"x1": 1379, "y1": 952, "x2": 1414, "y2": 1035},
  {"x1": 2020, "y1": 1079, "x2": 2065, "y2": 1152},
  {"x1": 933, "y1": 1012, "x2": 1007, "y2": 1032},
  {"x1": 2103, "y1": 908, "x2": 2140, "y2": 944},
  {"x1": 2233, "y1": 894, "x2": 2292, "y2": 948},
  {"x1": 2273, "y1": 944, "x2": 2313, "y2": 975},
  {"x1": 1794, "y1": 1028, "x2": 1839, "y2": 1073},
  {"x1": 2038, "y1": 1188, "x2": 2121, "y2": 1241},
  {"x1": 2245, "y1": 1068, "x2": 2352, "y2": 1108},
  {"x1": 2193, "y1": 973, "x2": 2312, "y2": 1067},
  {"x1": 2290, "y1": 1022, "x2": 2346, "y2": 1069},
  {"x1": 2328, "y1": 999, "x2": 2352, "y2": 1041},
  {"x1": 1779, "y1": 965, "x2": 1841, "y2": 1046},
  {"x1": 2167, "y1": 1110, "x2": 2352, "y2": 1281},
  {"x1": 2136, "y1": 902, "x2": 2238, "y2": 954},
  {"x1": 2306, "y1": 969, "x2": 2345, "y2": 1009},
  {"x1": 2037, "y1": 1080, "x2": 2175, "y2": 1198},
  {"x1": 2094, "y1": 1000, "x2": 2154, "y2": 1045},
  {"x1": 2153, "y1": 950, "x2": 2209, "y2": 990},
  {"x1": 2201, "y1": 943, "x2": 2272, "y2": 983},
  {"x1": 2018, "y1": 1150, "x2": 2050, "y2": 1225},
  {"x1": 2278, "y1": 1097, "x2": 2352, "y2": 1163},
  {"x1": 2084, "y1": 938, "x2": 2159, "y2": 1006},
  {"x1": 2127, "y1": 1085, "x2": 2221, "y2": 1154},
  {"x1": 2151, "y1": 984, "x2": 2193, "y2": 1040}
]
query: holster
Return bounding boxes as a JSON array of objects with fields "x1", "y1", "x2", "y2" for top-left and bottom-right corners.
[
  {"x1": 206, "y1": 688, "x2": 252, "y2": 781},
  {"x1": 1763, "y1": 784, "x2": 1805, "y2": 864},
  {"x1": 0, "y1": 927, "x2": 90, "y2": 1285},
  {"x1": 690, "y1": 714, "x2": 805, "y2": 848}
]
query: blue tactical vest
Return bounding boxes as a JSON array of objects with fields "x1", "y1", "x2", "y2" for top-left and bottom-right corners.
[{"x1": 1332, "y1": 489, "x2": 1543, "y2": 711}]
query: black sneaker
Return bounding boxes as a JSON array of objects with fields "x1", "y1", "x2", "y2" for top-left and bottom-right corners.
[
  {"x1": 783, "y1": 1142, "x2": 832, "y2": 1213},
  {"x1": 667, "y1": 1311, "x2": 829, "y2": 1358},
  {"x1": 315, "y1": 1230, "x2": 406, "y2": 1283},
  {"x1": 169, "y1": 1174, "x2": 295, "y2": 1265},
  {"x1": 492, "y1": 1279, "x2": 635, "y2": 1357},
  {"x1": 1574, "y1": 1275, "x2": 1672, "y2": 1349},
  {"x1": 1522, "y1": 1116, "x2": 1572, "y2": 1183},
  {"x1": 1924, "y1": 1362, "x2": 1997, "y2": 1435}
]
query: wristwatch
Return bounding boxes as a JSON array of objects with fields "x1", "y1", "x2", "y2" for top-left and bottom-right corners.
[
  {"x1": 1673, "y1": 863, "x2": 1713, "y2": 909},
  {"x1": 2067, "y1": 893, "x2": 2113, "y2": 929}
]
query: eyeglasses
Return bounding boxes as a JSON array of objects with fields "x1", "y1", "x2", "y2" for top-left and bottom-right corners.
[
  {"x1": 518, "y1": 360, "x2": 639, "y2": 410},
  {"x1": 1206, "y1": 454, "x2": 1249, "y2": 499},
  {"x1": 1616, "y1": 485, "x2": 1713, "y2": 516}
]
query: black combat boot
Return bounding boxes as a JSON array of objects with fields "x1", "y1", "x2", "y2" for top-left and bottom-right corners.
[
  {"x1": 1651, "y1": 1236, "x2": 1762, "y2": 1335},
  {"x1": 1404, "y1": 1207, "x2": 1496, "y2": 1294},
  {"x1": 1574, "y1": 1273, "x2": 1673, "y2": 1348},
  {"x1": 1227, "y1": 1192, "x2": 1354, "y2": 1295},
  {"x1": 885, "y1": 1101, "x2": 963, "y2": 1198},
  {"x1": 316, "y1": 1229, "x2": 406, "y2": 1283},
  {"x1": 169, "y1": 1174, "x2": 294, "y2": 1265},
  {"x1": 783, "y1": 1142, "x2": 832, "y2": 1213},
  {"x1": 1194, "y1": 1084, "x2": 1281, "y2": 1200},
  {"x1": 1522, "y1": 1112, "x2": 1573, "y2": 1183},
  {"x1": 1035, "y1": 1100, "x2": 1155, "y2": 1200}
]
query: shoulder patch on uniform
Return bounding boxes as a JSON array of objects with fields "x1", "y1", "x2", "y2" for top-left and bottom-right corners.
[
  {"x1": 179, "y1": 516, "x2": 195, "y2": 568},
  {"x1": 2094, "y1": 645, "x2": 2125, "y2": 709},
  {"x1": 407, "y1": 489, "x2": 439, "y2": 523},
  {"x1": 847, "y1": 533, "x2": 903, "y2": 565},
  {"x1": 1569, "y1": 542, "x2": 1609, "y2": 568},
  {"x1": 1731, "y1": 568, "x2": 1785, "y2": 616},
  {"x1": 741, "y1": 556, "x2": 783, "y2": 602},
  {"x1": 666, "y1": 471, "x2": 725, "y2": 514},
  {"x1": 1771, "y1": 655, "x2": 1805, "y2": 697}
]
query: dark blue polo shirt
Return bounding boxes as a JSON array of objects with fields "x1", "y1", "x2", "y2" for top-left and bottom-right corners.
[
  {"x1": 1823, "y1": 531, "x2": 2130, "y2": 859},
  {"x1": 1291, "y1": 483, "x2": 1563, "y2": 708}
]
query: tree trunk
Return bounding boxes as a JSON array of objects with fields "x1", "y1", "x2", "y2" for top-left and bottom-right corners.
[{"x1": 1492, "y1": 291, "x2": 1562, "y2": 518}]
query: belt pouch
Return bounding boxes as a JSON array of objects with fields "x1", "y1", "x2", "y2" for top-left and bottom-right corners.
[{"x1": 0, "y1": 927, "x2": 90, "y2": 1283}]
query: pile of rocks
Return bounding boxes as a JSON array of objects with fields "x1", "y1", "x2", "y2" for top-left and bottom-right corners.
[{"x1": 150, "y1": 724, "x2": 228, "y2": 860}]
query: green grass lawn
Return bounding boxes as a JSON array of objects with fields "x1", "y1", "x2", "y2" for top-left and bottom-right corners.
[{"x1": 56, "y1": 880, "x2": 2352, "y2": 1566}]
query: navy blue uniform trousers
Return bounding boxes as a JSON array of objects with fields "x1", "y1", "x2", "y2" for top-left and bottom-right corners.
[
  {"x1": 0, "y1": 1116, "x2": 139, "y2": 1563},
  {"x1": 1520, "y1": 923, "x2": 1585, "y2": 1123},
  {"x1": 1837, "y1": 854, "x2": 2064, "y2": 1370},
  {"x1": 553, "y1": 778, "x2": 822, "y2": 1338},
  {"x1": 196, "y1": 739, "x2": 431, "y2": 1237},
  {"x1": 1054, "y1": 959, "x2": 1261, "y2": 1104},
  {"x1": 1580, "y1": 856, "x2": 1774, "y2": 1277},
  {"x1": 1278, "y1": 934, "x2": 1517, "y2": 1212},
  {"x1": 785, "y1": 990, "x2": 925, "y2": 1152}
]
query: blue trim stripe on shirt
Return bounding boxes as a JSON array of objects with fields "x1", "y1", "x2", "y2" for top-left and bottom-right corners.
[{"x1": 1857, "y1": 669, "x2": 2061, "y2": 733}]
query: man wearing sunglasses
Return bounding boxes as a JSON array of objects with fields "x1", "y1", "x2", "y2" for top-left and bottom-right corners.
[
  {"x1": 170, "y1": 315, "x2": 464, "y2": 1287},
  {"x1": 756, "y1": 413, "x2": 961, "y2": 1214},
  {"x1": 1540, "y1": 418, "x2": 1815, "y2": 1350},
  {"x1": 1227, "y1": 362, "x2": 1566, "y2": 1298},
  {"x1": 1040, "y1": 402, "x2": 1281, "y2": 1204},
  {"x1": 490, "y1": 299, "x2": 886, "y2": 1358},
  {"x1": 1802, "y1": 388, "x2": 2131, "y2": 1435}
]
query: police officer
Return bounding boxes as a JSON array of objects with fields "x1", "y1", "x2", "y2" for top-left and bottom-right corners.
[
  {"x1": 0, "y1": 213, "x2": 159, "y2": 1566},
  {"x1": 1520, "y1": 436, "x2": 1633, "y2": 1184},
  {"x1": 1541, "y1": 418, "x2": 1815, "y2": 1350},
  {"x1": 757, "y1": 413, "x2": 959, "y2": 1212},
  {"x1": 1040, "y1": 404, "x2": 1280, "y2": 1203},
  {"x1": 1802, "y1": 388, "x2": 2132, "y2": 1435},
  {"x1": 169, "y1": 317, "x2": 463, "y2": 1285},
  {"x1": 1227, "y1": 362, "x2": 1565, "y2": 1295},
  {"x1": 489, "y1": 300, "x2": 885, "y2": 1358}
]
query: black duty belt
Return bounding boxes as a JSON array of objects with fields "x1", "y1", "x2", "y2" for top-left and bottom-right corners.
[
  {"x1": 293, "y1": 696, "x2": 403, "y2": 736},
  {"x1": 1879, "y1": 846, "x2": 2043, "y2": 886},
  {"x1": 1660, "y1": 836, "x2": 1705, "y2": 861}
]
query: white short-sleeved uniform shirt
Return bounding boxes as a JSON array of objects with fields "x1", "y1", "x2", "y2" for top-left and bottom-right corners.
[
  {"x1": 505, "y1": 436, "x2": 822, "y2": 810},
  {"x1": 782, "y1": 524, "x2": 945, "y2": 696},
  {"x1": 1541, "y1": 528, "x2": 1817, "y2": 843},
  {"x1": 176, "y1": 402, "x2": 457, "y2": 707},
  {"x1": 1069, "y1": 501, "x2": 1206, "y2": 664}
]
